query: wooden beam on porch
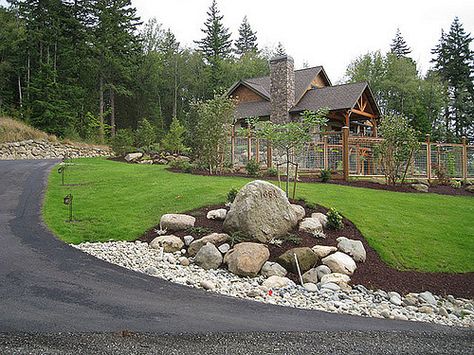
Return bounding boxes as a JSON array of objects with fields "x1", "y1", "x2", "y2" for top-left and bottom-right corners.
[{"x1": 350, "y1": 108, "x2": 377, "y2": 119}]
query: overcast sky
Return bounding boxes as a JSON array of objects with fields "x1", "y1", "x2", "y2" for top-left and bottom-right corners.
[
  {"x1": 1, "y1": 0, "x2": 472, "y2": 82},
  {"x1": 133, "y1": 0, "x2": 474, "y2": 82}
]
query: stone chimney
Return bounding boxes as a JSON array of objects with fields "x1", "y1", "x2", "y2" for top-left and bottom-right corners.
[{"x1": 270, "y1": 55, "x2": 295, "y2": 123}]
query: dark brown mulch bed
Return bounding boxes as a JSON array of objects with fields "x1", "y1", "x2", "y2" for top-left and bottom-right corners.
[{"x1": 138, "y1": 202, "x2": 474, "y2": 299}]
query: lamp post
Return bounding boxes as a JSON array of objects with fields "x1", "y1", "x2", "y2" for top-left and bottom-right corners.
[
  {"x1": 58, "y1": 166, "x2": 66, "y2": 186},
  {"x1": 63, "y1": 193, "x2": 73, "y2": 222}
]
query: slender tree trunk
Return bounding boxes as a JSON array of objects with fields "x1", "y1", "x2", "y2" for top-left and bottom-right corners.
[
  {"x1": 173, "y1": 55, "x2": 178, "y2": 118},
  {"x1": 17, "y1": 75, "x2": 23, "y2": 109},
  {"x1": 53, "y1": 41, "x2": 57, "y2": 83},
  {"x1": 110, "y1": 88, "x2": 115, "y2": 137},
  {"x1": 99, "y1": 76, "x2": 105, "y2": 144},
  {"x1": 27, "y1": 53, "x2": 30, "y2": 101},
  {"x1": 286, "y1": 147, "x2": 290, "y2": 198}
]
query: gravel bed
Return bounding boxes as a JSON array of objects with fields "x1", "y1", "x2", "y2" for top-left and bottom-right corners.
[{"x1": 74, "y1": 241, "x2": 474, "y2": 328}]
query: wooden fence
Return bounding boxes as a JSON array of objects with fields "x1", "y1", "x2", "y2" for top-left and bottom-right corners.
[{"x1": 229, "y1": 126, "x2": 474, "y2": 181}]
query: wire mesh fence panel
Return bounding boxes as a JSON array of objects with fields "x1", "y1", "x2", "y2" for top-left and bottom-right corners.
[
  {"x1": 233, "y1": 136, "x2": 249, "y2": 167},
  {"x1": 430, "y1": 144, "x2": 464, "y2": 178},
  {"x1": 468, "y1": 146, "x2": 474, "y2": 177},
  {"x1": 348, "y1": 137, "x2": 383, "y2": 176},
  {"x1": 256, "y1": 139, "x2": 268, "y2": 167},
  {"x1": 411, "y1": 143, "x2": 428, "y2": 177}
]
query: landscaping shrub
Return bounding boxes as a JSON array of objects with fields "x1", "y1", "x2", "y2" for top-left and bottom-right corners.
[
  {"x1": 434, "y1": 163, "x2": 450, "y2": 185},
  {"x1": 280, "y1": 233, "x2": 302, "y2": 245},
  {"x1": 227, "y1": 187, "x2": 238, "y2": 203},
  {"x1": 229, "y1": 231, "x2": 252, "y2": 246},
  {"x1": 186, "y1": 226, "x2": 212, "y2": 237},
  {"x1": 451, "y1": 180, "x2": 462, "y2": 189},
  {"x1": 111, "y1": 128, "x2": 135, "y2": 156},
  {"x1": 135, "y1": 118, "x2": 156, "y2": 149},
  {"x1": 266, "y1": 167, "x2": 278, "y2": 176},
  {"x1": 161, "y1": 116, "x2": 187, "y2": 154},
  {"x1": 320, "y1": 169, "x2": 331, "y2": 183},
  {"x1": 169, "y1": 160, "x2": 193, "y2": 173},
  {"x1": 327, "y1": 208, "x2": 343, "y2": 230},
  {"x1": 245, "y1": 158, "x2": 260, "y2": 176}
]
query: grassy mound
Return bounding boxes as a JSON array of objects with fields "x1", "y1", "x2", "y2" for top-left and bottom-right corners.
[
  {"x1": 43, "y1": 158, "x2": 474, "y2": 273},
  {"x1": 0, "y1": 117, "x2": 57, "y2": 143}
]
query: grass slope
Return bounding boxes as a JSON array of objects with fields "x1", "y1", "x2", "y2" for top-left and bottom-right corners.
[{"x1": 43, "y1": 158, "x2": 474, "y2": 273}]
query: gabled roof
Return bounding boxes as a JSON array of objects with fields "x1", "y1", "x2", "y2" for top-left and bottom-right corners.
[
  {"x1": 291, "y1": 82, "x2": 372, "y2": 113},
  {"x1": 228, "y1": 66, "x2": 331, "y2": 104}
]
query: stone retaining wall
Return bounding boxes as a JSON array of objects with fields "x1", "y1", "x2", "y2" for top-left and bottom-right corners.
[{"x1": 0, "y1": 139, "x2": 111, "y2": 160}]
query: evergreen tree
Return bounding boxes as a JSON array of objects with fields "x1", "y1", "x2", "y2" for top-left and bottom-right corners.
[
  {"x1": 194, "y1": 0, "x2": 232, "y2": 91},
  {"x1": 390, "y1": 28, "x2": 411, "y2": 57},
  {"x1": 234, "y1": 16, "x2": 258, "y2": 56},
  {"x1": 431, "y1": 17, "x2": 474, "y2": 140},
  {"x1": 275, "y1": 42, "x2": 286, "y2": 56}
]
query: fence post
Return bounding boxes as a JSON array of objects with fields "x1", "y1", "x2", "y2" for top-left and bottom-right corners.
[
  {"x1": 462, "y1": 136, "x2": 467, "y2": 181},
  {"x1": 323, "y1": 135, "x2": 328, "y2": 170},
  {"x1": 426, "y1": 134, "x2": 431, "y2": 183},
  {"x1": 247, "y1": 129, "x2": 252, "y2": 162},
  {"x1": 267, "y1": 142, "x2": 272, "y2": 168},
  {"x1": 230, "y1": 126, "x2": 235, "y2": 166},
  {"x1": 342, "y1": 126, "x2": 349, "y2": 181},
  {"x1": 255, "y1": 138, "x2": 260, "y2": 163}
]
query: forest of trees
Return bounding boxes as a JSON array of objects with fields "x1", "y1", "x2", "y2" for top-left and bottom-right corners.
[
  {"x1": 345, "y1": 20, "x2": 473, "y2": 142},
  {"x1": 0, "y1": 0, "x2": 473, "y2": 144}
]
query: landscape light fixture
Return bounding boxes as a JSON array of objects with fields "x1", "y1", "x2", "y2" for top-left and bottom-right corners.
[
  {"x1": 58, "y1": 165, "x2": 66, "y2": 185},
  {"x1": 63, "y1": 193, "x2": 74, "y2": 222}
]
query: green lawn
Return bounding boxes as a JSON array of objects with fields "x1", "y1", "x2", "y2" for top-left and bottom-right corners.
[{"x1": 43, "y1": 158, "x2": 474, "y2": 273}]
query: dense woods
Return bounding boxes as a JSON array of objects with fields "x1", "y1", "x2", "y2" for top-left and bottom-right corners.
[{"x1": 0, "y1": 0, "x2": 472, "y2": 145}]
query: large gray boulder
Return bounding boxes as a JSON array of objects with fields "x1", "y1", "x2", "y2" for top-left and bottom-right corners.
[
  {"x1": 276, "y1": 247, "x2": 318, "y2": 273},
  {"x1": 149, "y1": 235, "x2": 184, "y2": 253},
  {"x1": 411, "y1": 183, "x2": 429, "y2": 193},
  {"x1": 299, "y1": 217, "x2": 323, "y2": 235},
  {"x1": 124, "y1": 152, "x2": 142, "y2": 162},
  {"x1": 322, "y1": 252, "x2": 357, "y2": 275},
  {"x1": 224, "y1": 242, "x2": 269, "y2": 277},
  {"x1": 188, "y1": 233, "x2": 229, "y2": 256},
  {"x1": 222, "y1": 180, "x2": 299, "y2": 243},
  {"x1": 312, "y1": 245, "x2": 337, "y2": 259},
  {"x1": 194, "y1": 243, "x2": 222, "y2": 270},
  {"x1": 160, "y1": 214, "x2": 196, "y2": 231},
  {"x1": 336, "y1": 237, "x2": 366, "y2": 262}
]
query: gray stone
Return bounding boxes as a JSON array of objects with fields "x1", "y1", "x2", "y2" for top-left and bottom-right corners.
[
  {"x1": 262, "y1": 276, "x2": 292, "y2": 290},
  {"x1": 336, "y1": 237, "x2": 366, "y2": 262},
  {"x1": 276, "y1": 247, "x2": 318, "y2": 273},
  {"x1": 322, "y1": 252, "x2": 357, "y2": 275},
  {"x1": 411, "y1": 183, "x2": 429, "y2": 192},
  {"x1": 438, "y1": 307, "x2": 449, "y2": 317},
  {"x1": 260, "y1": 261, "x2": 288, "y2": 278},
  {"x1": 311, "y1": 212, "x2": 328, "y2": 227},
  {"x1": 188, "y1": 233, "x2": 229, "y2": 256},
  {"x1": 304, "y1": 283, "x2": 318, "y2": 292},
  {"x1": 390, "y1": 295, "x2": 402, "y2": 306},
  {"x1": 419, "y1": 306, "x2": 434, "y2": 314},
  {"x1": 223, "y1": 180, "x2": 299, "y2": 243},
  {"x1": 124, "y1": 152, "x2": 143, "y2": 162},
  {"x1": 194, "y1": 243, "x2": 222, "y2": 270},
  {"x1": 218, "y1": 243, "x2": 230, "y2": 254},
  {"x1": 315, "y1": 265, "x2": 332, "y2": 280},
  {"x1": 298, "y1": 217, "x2": 323, "y2": 235},
  {"x1": 320, "y1": 273, "x2": 351, "y2": 286},
  {"x1": 224, "y1": 242, "x2": 270, "y2": 277},
  {"x1": 291, "y1": 204, "x2": 306, "y2": 221},
  {"x1": 321, "y1": 282, "x2": 340, "y2": 291},
  {"x1": 149, "y1": 235, "x2": 184, "y2": 253},
  {"x1": 160, "y1": 214, "x2": 196, "y2": 231},
  {"x1": 311, "y1": 245, "x2": 337, "y2": 259},
  {"x1": 200, "y1": 280, "x2": 216, "y2": 290},
  {"x1": 145, "y1": 266, "x2": 158, "y2": 275},
  {"x1": 183, "y1": 235, "x2": 194, "y2": 246},
  {"x1": 302, "y1": 268, "x2": 319, "y2": 284},
  {"x1": 206, "y1": 208, "x2": 227, "y2": 220},
  {"x1": 419, "y1": 291, "x2": 437, "y2": 305},
  {"x1": 179, "y1": 257, "x2": 190, "y2": 266}
]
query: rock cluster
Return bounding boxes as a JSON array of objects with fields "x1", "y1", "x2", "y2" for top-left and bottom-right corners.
[
  {"x1": 124, "y1": 152, "x2": 190, "y2": 165},
  {"x1": 0, "y1": 139, "x2": 111, "y2": 160},
  {"x1": 74, "y1": 241, "x2": 474, "y2": 328}
]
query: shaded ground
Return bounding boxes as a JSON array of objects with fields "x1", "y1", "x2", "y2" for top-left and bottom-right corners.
[
  {"x1": 140, "y1": 202, "x2": 474, "y2": 298},
  {"x1": 1, "y1": 330, "x2": 473, "y2": 355}
]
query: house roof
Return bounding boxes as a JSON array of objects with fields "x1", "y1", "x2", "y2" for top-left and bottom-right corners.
[
  {"x1": 291, "y1": 82, "x2": 370, "y2": 113},
  {"x1": 229, "y1": 65, "x2": 380, "y2": 120}
]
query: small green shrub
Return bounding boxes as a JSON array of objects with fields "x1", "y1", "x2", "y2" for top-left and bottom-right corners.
[
  {"x1": 327, "y1": 208, "x2": 343, "y2": 230},
  {"x1": 434, "y1": 164, "x2": 450, "y2": 185},
  {"x1": 320, "y1": 169, "x2": 331, "y2": 183},
  {"x1": 280, "y1": 233, "x2": 302, "y2": 245},
  {"x1": 266, "y1": 167, "x2": 278, "y2": 176},
  {"x1": 228, "y1": 231, "x2": 252, "y2": 246},
  {"x1": 135, "y1": 118, "x2": 157, "y2": 148},
  {"x1": 245, "y1": 158, "x2": 260, "y2": 176},
  {"x1": 227, "y1": 187, "x2": 238, "y2": 203},
  {"x1": 169, "y1": 160, "x2": 193, "y2": 172},
  {"x1": 451, "y1": 180, "x2": 462, "y2": 189},
  {"x1": 186, "y1": 226, "x2": 212, "y2": 237},
  {"x1": 111, "y1": 128, "x2": 135, "y2": 156}
]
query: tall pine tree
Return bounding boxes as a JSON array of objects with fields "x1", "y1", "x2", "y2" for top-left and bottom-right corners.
[
  {"x1": 431, "y1": 17, "x2": 474, "y2": 140},
  {"x1": 234, "y1": 16, "x2": 258, "y2": 56},
  {"x1": 390, "y1": 28, "x2": 411, "y2": 58},
  {"x1": 194, "y1": 0, "x2": 232, "y2": 92}
]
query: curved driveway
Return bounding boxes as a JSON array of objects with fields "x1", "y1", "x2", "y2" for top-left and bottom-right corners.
[{"x1": 0, "y1": 160, "x2": 466, "y2": 334}]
